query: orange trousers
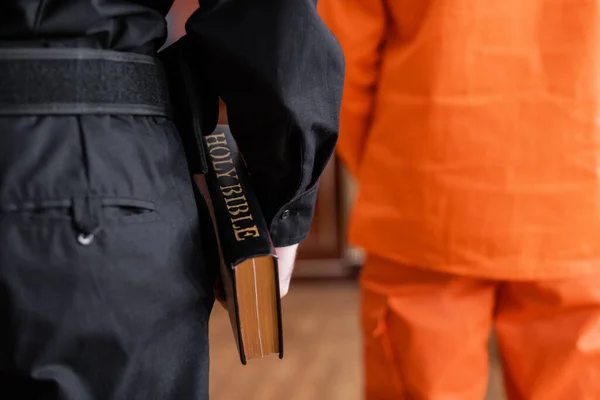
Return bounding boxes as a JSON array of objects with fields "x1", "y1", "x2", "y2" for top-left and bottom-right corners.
[{"x1": 361, "y1": 255, "x2": 600, "y2": 400}]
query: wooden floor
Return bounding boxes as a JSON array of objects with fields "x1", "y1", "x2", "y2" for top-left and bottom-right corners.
[{"x1": 209, "y1": 281, "x2": 507, "y2": 400}]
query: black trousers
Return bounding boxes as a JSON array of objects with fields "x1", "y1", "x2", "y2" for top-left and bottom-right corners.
[{"x1": 0, "y1": 114, "x2": 217, "y2": 399}]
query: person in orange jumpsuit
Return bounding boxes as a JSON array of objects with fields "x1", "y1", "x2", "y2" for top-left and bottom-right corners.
[{"x1": 318, "y1": 1, "x2": 600, "y2": 399}]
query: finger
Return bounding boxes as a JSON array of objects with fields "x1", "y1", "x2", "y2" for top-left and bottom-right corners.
[{"x1": 279, "y1": 282, "x2": 290, "y2": 298}]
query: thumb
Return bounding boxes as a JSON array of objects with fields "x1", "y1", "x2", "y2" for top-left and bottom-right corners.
[{"x1": 275, "y1": 244, "x2": 298, "y2": 298}]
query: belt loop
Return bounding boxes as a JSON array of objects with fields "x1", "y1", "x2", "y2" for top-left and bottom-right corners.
[{"x1": 72, "y1": 196, "x2": 103, "y2": 246}]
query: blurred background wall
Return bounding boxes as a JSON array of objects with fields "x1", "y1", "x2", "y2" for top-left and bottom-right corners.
[{"x1": 163, "y1": 2, "x2": 505, "y2": 399}]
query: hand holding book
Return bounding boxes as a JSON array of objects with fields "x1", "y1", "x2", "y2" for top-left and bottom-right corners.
[
  {"x1": 197, "y1": 175, "x2": 298, "y2": 305},
  {"x1": 204, "y1": 102, "x2": 297, "y2": 302}
]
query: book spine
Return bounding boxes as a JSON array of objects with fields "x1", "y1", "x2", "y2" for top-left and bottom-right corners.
[{"x1": 202, "y1": 125, "x2": 275, "y2": 267}]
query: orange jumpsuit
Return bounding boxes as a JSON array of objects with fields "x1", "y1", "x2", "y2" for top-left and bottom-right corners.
[{"x1": 318, "y1": 1, "x2": 600, "y2": 398}]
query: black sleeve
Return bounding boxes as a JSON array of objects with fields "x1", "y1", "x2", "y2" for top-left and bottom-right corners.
[{"x1": 185, "y1": 0, "x2": 344, "y2": 247}]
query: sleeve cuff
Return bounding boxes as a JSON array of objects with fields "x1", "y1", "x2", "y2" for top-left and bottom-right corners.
[{"x1": 268, "y1": 185, "x2": 319, "y2": 247}]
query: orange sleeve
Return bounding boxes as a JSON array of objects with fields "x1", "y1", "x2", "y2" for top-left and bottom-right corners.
[{"x1": 318, "y1": 0, "x2": 387, "y2": 177}]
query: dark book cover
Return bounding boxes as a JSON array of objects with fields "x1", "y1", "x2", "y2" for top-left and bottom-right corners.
[
  {"x1": 202, "y1": 125, "x2": 284, "y2": 365},
  {"x1": 202, "y1": 125, "x2": 276, "y2": 265}
]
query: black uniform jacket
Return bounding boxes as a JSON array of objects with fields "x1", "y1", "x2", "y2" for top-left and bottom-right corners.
[{"x1": 0, "y1": 0, "x2": 344, "y2": 247}]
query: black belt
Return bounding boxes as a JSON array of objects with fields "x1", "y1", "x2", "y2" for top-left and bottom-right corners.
[{"x1": 0, "y1": 47, "x2": 171, "y2": 117}]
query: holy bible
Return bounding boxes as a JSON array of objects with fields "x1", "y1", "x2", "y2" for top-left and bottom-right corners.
[{"x1": 197, "y1": 125, "x2": 284, "y2": 365}]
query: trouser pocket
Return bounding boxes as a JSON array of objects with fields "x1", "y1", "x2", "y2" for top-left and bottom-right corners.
[
  {"x1": 0, "y1": 193, "x2": 203, "y2": 399},
  {"x1": 0, "y1": 195, "x2": 158, "y2": 246}
]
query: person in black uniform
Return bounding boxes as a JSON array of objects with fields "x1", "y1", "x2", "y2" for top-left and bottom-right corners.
[{"x1": 0, "y1": 1, "x2": 344, "y2": 399}]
